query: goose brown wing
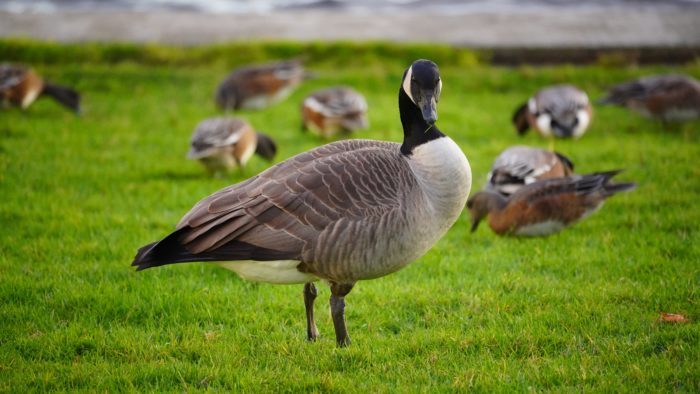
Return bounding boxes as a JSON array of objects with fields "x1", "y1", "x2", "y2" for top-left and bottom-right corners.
[{"x1": 175, "y1": 139, "x2": 409, "y2": 260}]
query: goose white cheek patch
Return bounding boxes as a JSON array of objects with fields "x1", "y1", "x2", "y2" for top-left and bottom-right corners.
[{"x1": 402, "y1": 66, "x2": 416, "y2": 104}]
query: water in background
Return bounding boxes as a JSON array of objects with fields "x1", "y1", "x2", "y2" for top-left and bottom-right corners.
[{"x1": 3, "y1": 0, "x2": 700, "y2": 14}]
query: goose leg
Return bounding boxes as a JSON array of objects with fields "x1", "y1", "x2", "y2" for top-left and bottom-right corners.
[
  {"x1": 303, "y1": 282, "x2": 319, "y2": 341},
  {"x1": 329, "y1": 282, "x2": 354, "y2": 347}
]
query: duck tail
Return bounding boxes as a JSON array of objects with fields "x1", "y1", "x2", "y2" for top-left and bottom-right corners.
[
  {"x1": 512, "y1": 102, "x2": 530, "y2": 135},
  {"x1": 603, "y1": 181, "x2": 637, "y2": 196},
  {"x1": 553, "y1": 151, "x2": 575, "y2": 172},
  {"x1": 597, "y1": 169, "x2": 637, "y2": 196},
  {"x1": 42, "y1": 82, "x2": 81, "y2": 114}
]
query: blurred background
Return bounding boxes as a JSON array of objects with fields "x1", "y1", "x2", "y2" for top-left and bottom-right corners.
[
  {"x1": 2, "y1": 0, "x2": 699, "y2": 61},
  {"x1": 2, "y1": 1, "x2": 700, "y2": 392}
]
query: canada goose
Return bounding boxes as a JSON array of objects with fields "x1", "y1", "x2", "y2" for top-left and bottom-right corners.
[
  {"x1": 0, "y1": 63, "x2": 80, "y2": 113},
  {"x1": 513, "y1": 85, "x2": 592, "y2": 139},
  {"x1": 301, "y1": 86, "x2": 369, "y2": 138},
  {"x1": 486, "y1": 146, "x2": 575, "y2": 196},
  {"x1": 215, "y1": 60, "x2": 307, "y2": 111},
  {"x1": 598, "y1": 74, "x2": 700, "y2": 122},
  {"x1": 187, "y1": 117, "x2": 277, "y2": 175},
  {"x1": 133, "y1": 59, "x2": 472, "y2": 346},
  {"x1": 468, "y1": 170, "x2": 635, "y2": 237}
]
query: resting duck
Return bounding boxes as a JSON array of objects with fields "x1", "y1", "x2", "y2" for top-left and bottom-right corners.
[
  {"x1": 215, "y1": 60, "x2": 307, "y2": 111},
  {"x1": 0, "y1": 63, "x2": 80, "y2": 113},
  {"x1": 301, "y1": 86, "x2": 369, "y2": 138},
  {"x1": 187, "y1": 117, "x2": 277, "y2": 175},
  {"x1": 133, "y1": 60, "x2": 472, "y2": 346},
  {"x1": 486, "y1": 146, "x2": 575, "y2": 196},
  {"x1": 598, "y1": 74, "x2": 700, "y2": 122},
  {"x1": 513, "y1": 85, "x2": 592, "y2": 139},
  {"x1": 468, "y1": 170, "x2": 635, "y2": 236}
]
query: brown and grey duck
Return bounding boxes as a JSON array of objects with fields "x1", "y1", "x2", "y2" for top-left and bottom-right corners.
[
  {"x1": 468, "y1": 170, "x2": 635, "y2": 237},
  {"x1": 598, "y1": 74, "x2": 700, "y2": 122},
  {"x1": 512, "y1": 84, "x2": 592, "y2": 139},
  {"x1": 486, "y1": 145, "x2": 575, "y2": 196},
  {"x1": 301, "y1": 86, "x2": 369, "y2": 138},
  {"x1": 215, "y1": 60, "x2": 307, "y2": 111},
  {"x1": 0, "y1": 63, "x2": 80, "y2": 113},
  {"x1": 187, "y1": 116, "x2": 277, "y2": 175}
]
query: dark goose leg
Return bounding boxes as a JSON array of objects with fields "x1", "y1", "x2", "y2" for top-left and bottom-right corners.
[
  {"x1": 303, "y1": 282, "x2": 319, "y2": 341},
  {"x1": 330, "y1": 282, "x2": 354, "y2": 347}
]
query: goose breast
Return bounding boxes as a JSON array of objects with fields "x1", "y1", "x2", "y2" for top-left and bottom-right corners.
[{"x1": 176, "y1": 138, "x2": 470, "y2": 283}]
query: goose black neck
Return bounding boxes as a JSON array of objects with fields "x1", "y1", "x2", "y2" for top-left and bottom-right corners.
[{"x1": 399, "y1": 88, "x2": 444, "y2": 155}]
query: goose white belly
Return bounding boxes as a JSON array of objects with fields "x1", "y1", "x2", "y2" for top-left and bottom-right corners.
[
  {"x1": 219, "y1": 260, "x2": 318, "y2": 284},
  {"x1": 409, "y1": 137, "x2": 472, "y2": 221}
]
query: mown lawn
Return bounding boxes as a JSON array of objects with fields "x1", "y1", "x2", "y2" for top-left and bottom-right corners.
[{"x1": 1, "y1": 41, "x2": 698, "y2": 392}]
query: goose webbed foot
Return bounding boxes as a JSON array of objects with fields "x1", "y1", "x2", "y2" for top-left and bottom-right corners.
[
  {"x1": 303, "y1": 282, "x2": 319, "y2": 341},
  {"x1": 330, "y1": 282, "x2": 354, "y2": 347}
]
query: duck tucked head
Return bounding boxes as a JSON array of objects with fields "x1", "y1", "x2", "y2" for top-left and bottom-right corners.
[
  {"x1": 399, "y1": 59, "x2": 445, "y2": 155},
  {"x1": 255, "y1": 132, "x2": 277, "y2": 161},
  {"x1": 466, "y1": 191, "x2": 507, "y2": 232},
  {"x1": 528, "y1": 88, "x2": 591, "y2": 139}
]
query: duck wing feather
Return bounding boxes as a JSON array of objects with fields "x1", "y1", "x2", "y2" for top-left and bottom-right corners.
[
  {"x1": 512, "y1": 170, "x2": 629, "y2": 205},
  {"x1": 188, "y1": 117, "x2": 250, "y2": 158},
  {"x1": 489, "y1": 147, "x2": 571, "y2": 193},
  {"x1": 0, "y1": 64, "x2": 28, "y2": 91}
]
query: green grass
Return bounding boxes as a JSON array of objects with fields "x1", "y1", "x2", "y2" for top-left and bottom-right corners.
[{"x1": 1, "y1": 41, "x2": 699, "y2": 392}]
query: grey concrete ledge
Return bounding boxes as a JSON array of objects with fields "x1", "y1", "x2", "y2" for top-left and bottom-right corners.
[{"x1": 1, "y1": 9, "x2": 699, "y2": 48}]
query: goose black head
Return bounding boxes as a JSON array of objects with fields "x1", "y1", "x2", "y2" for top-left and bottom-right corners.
[{"x1": 402, "y1": 59, "x2": 442, "y2": 125}]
